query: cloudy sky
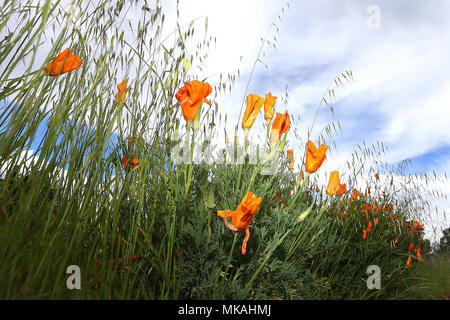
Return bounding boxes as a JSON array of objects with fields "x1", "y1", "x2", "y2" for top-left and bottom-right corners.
[
  {"x1": 1, "y1": 0, "x2": 449, "y2": 241},
  {"x1": 160, "y1": 0, "x2": 450, "y2": 241},
  {"x1": 164, "y1": 0, "x2": 450, "y2": 173}
]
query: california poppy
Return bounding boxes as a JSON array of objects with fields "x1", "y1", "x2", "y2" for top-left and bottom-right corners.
[
  {"x1": 131, "y1": 157, "x2": 139, "y2": 167},
  {"x1": 117, "y1": 80, "x2": 127, "y2": 103},
  {"x1": 411, "y1": 221, "x2": 424, "y2": 232},
  {"x1": 217, "y1": 192, "x2": 262, "y2": 254},
  {"x1": 242, "y1": 93, "x2": 264, "y2": 129},
  {"x1": 363, "y1": 229, "x2": 367, "y2": 239},
  {"x1": 375, "y1": 173, "x2": 379, "y2": 180},
  {"x1": 406, "y1": 256, "x2": 412, "y2": 267},
  {"x1": 342, "y1": 211, "x2": 348, "y2": 218},
  {"x1": 305, "y1": 140, "x2": 328, "y2": 173},
  {"x1": 270, "y1": 111, "x2": 290, "y2": 143},
  {"x1": 326, "y1": 171, "x2": 341, "y2": 196},
  {"x1": 408, "y1": 243, "x2": 414, "y2": 251},
  {"x1": 264, "y1": 92, "x2": 277, "y2": 121},
  {"x1": 122, "y1": 154, "x2": 139, "y2": 170},
  {"x1": 175, "y1": 80, "x2": 212, "y2": 121},
  {"x1": 45, "y1": 48, "x2": 82, "y2": 76},
  {"x1": 352, "y1": 188, "x2": 360, "y2": 200},
  {"x1": 415, "y1": 248, "x2": 422, "y2": 261},
  {"x1": 287, "y1": 149, "x2": 294, "y2": 171},
  {"x1": 366, "y1": 221, "x2": 373, "y2": 233},
  {"x1": 390, "y1": 177, "x2": 393, "y2": 185},
  {"x1": 336, "y1": 183, "x2": 346, "y2": 197}
]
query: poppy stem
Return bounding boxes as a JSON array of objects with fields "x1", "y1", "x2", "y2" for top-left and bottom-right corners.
[
  {"x1": 320, "y1": 195, "x2": 331, "y2": 214},
  {"x1": 287, "y1": 173, "x2": 310, "y2": 209},
  {"x1": 184, "y1": 123, "x2": 196, "y2": 196},
  {"x1": 243, "y1": 128, "x2": 249, "y2": 152},
  {"x1": 223, "y1": 232, "x2": 238, "y2": 282}
]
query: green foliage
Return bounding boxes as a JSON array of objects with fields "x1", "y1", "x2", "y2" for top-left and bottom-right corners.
[{"x1": 439, "y1": 227, "x2": 450, "y2": 253}]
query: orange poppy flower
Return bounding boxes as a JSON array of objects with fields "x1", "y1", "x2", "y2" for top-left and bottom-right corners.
[
  {"x1": 352, "y1": 188, "x2": 360, "y2": 200},
  {"x1": 366, "y1": 221, "x2": 372, "y2": 233},
  {"x1": 362, "y1": 229, "x2": 367, "y2": 239},
  {"x1": 242, "y1": 93, "x2": 264, "y2": 129},
  {"x1": 390, "y1": 177, "x2": 393, "y2": 185},
  {"x1": 45, "y1": 48, "x2": 82, "y2": 76},
  {"x1": 122, "y1": 154, "x2": 139, "y2": 170},
  {"x1": 131, "y1": 157, "x2": 139, "y2": 167},
  {"x1": 175, "y1": 80, "x2": 212, "y2": 121},
  {"x1": 264, "y1": 92, "x2": 277, "y2": 121},
  {"x1": 326, "y1": 171, "x2": 341, "y2": 196},
  {"x1": 117, "y1": 80, "x2": 127, "y2": 103},
  {"x1": 287, "y1": 149, "x2": 294, "y2": 171},
  {"x1": 305, "y1": 140, "x2": 328, "y2": 173},
  {"x1": 406, "y1": 256, "x2": 412, "y2": 267},
  {"x1": 217, "y1": 192, "x2": 262, "y2": 255},
  {"x1": 336, "y1": 183, "x2": 346, "y2": 197},
  {"x1": 415, "y1": 248, "x2": 422, "y2": 261},
  {"x1": 270, "y1": 111, "x2": 290, "y2": 143},
  {"x1": 342, "y1": 211, "x2": 348, "y2": 218},
  {"x1": 408, "y1": 243, "x2": 414, "y2": 251},
  {"x1": 375, "y1": 173, "x2": 379, "y2": 180},
  {"x1": 412, "y1": 221, "x2": 424, "y2": 232}
]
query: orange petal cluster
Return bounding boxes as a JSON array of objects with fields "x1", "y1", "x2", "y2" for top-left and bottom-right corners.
[
  {"x1": 122, "y1": 154, "x2": 139, "y2": 170},
  {"x1": 263, "y1": 92, "x2": 277, "y2": 121},
  {"x1": 242, "y1": 94, "x2": 265, "y2": 129},
  {"x1": 305, "y1": 141, "x2": 328, "y2": 173},
  {"x1": 270, "y1": 111, "x2": 290, "y2": 143},
  {"x1": 326, "y1": 171, "x2": 341, "y2": 196},
  {"x1": 287, "y1": 149, "x2": 294, "y2": 171},
  {"x1": 117, "y1": 80, "x2": 127, "y2": 103},
  {"x1": 176, "y1": 80, "x2": 212, "y2": 121},
  {"x1": 217, "y1": 192, "x2": 262, "y2": 255},
  {"x1": 45, "y1": 48, "x2": 82, "y2": 76}
]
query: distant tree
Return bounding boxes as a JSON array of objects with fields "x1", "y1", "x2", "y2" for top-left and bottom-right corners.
[{"x1": 439, "y1": 227, "x2": 450, "y2": 253}]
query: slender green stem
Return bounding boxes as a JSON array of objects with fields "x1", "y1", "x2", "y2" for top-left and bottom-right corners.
[{"x1": 222, "y1": 232, "x2": 238, "y2": 282}]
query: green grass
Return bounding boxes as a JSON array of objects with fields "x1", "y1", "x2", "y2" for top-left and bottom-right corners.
[{"x1": 408, "y1": 252, "x2": 450, "y2": 300}]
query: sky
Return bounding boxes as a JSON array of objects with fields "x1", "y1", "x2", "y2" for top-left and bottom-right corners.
[{"x1": 1, "y1": 0, "x2": 449, "y2": 242}]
